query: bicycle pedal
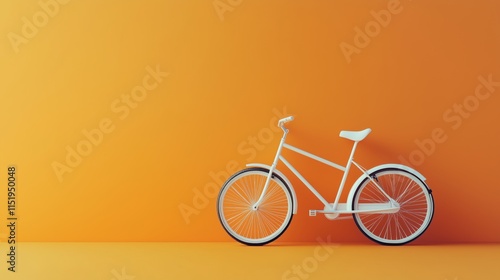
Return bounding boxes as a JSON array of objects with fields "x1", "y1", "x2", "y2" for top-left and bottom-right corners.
[{"x1": 309, "y1": 210, "x2": 317, "y2": 216}]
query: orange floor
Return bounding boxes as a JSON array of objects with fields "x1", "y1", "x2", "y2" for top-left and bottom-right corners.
[{"x1": 1, "y1": 242, "x2": 499, "y2": 280}]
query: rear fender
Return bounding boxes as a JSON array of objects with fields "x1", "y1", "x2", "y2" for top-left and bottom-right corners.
[{"x1": 346, "y1": 163, "x2": 428, "y2": 210}]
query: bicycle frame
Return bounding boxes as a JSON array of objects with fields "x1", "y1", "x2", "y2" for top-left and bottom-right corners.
[{"x1": 252, "y1": 119, "x2": 398, "y2": 215}]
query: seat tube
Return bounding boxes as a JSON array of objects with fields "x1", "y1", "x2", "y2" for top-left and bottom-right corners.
[
  {"x1": 332, "y1": 141, "x2": 358, "y2": 209},
  {"x1": 252, "y1": 127, "x2": 288, "y2": 210}
]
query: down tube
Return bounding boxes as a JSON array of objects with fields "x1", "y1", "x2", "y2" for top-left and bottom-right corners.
[{"x1": 279, "y1": 156, "x2": 331, "y2": 208}]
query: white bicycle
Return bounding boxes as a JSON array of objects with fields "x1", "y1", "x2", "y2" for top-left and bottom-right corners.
[{"x1": 217, "y1": 116, "x2": 434, "y2": 245}]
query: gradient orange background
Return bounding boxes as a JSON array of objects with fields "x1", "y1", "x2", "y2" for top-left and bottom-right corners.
[{"x1": 0, "y1": 0, "x2": 499, "y2": 243}]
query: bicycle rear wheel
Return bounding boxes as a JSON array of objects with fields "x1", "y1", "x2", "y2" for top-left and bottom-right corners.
[
  {"x1": 217, "y1": 167, "x2": 293, "y2": 246},
  {"x1": 352, "y1": 168, "x2": 434, "y2": 245}
]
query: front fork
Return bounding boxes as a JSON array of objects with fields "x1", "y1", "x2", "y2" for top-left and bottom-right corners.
[{"x1": 252, "y1": 126, "x2": 289, "y2": 210}]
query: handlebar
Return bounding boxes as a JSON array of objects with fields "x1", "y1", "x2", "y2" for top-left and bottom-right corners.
[{"x1": 278, "y1": 116, "x2": 294, "y2": 127}]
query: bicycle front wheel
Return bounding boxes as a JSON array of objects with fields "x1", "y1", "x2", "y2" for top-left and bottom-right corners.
[
  {"x1": 217, "y1": 167, "x2": 293, "y2": 246},
  {"x1": 352, "y1": 168, "x2": 434, "y2": 245}
]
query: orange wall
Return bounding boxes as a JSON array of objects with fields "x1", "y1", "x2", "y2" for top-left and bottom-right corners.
[{"x1": 0, "y1": 0, "x2": 499, "y2": 243}]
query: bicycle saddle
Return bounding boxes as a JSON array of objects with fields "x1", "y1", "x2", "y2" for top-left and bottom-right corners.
[{"x1": 339, "y1": 128, "x2": 372, "y2": 142}]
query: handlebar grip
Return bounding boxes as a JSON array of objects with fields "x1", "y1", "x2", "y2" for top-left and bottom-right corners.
[{"x1": 278, "y1": 116, "x2": 294, "y2": 126}]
